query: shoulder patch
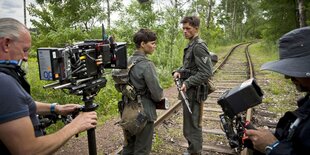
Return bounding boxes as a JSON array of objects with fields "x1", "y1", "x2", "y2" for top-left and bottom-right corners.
[{"x1": 201, "y1": 56, "x2": 209, "y2": 64}]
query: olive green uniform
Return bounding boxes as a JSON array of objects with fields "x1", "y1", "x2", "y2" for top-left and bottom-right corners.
[
  {"x1": 122, "y1": 51, "x2": 163, "y2": 155},
  {"x1": 179, "y1": 36, "x2": 213, "y2": 154}
]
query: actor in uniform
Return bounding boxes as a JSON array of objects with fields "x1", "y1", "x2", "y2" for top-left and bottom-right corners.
[
  {"x1": 246, "y1": 26, "x2": 310, "y2": 155},
  {"x1": 173, "y1": 16, "x2": 213, "y2": 155},
  {"x1": 121, "y1": 28, "x2": 164, "y2": 155}
]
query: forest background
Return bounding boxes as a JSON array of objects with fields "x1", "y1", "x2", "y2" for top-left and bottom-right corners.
[{"x1": 25, "y1": 0, "x2": 310, "y2": 129}]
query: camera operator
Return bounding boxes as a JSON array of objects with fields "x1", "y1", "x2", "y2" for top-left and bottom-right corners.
[
  {"x1": 0, "y1": 18, "x2": 97, "y2": 154},
  {"x1": 246, "y1": 26, "x2": 310, "y2": 155}
]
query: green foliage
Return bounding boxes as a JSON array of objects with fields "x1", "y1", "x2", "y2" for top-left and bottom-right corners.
[
  {"x1": 260, "y1": 0, "x2": 298, "y2": 42},
  {"x1": 215, "y1": 0, "x2": 252, "y2": 41},
  {"x1": 248, "y1": 42, "x2": 298, "y2": 114},
  {"x1": 200, "y1": 21, "x2": 227, "y2": 47},
  {"x1": 115, "y1": 0, "x2": 158, "y2": 30},
  {"x1": 31, "y1": 27, "x2": 89, "y2": 50},
  {"x1": 28, "y1": 0, "x2": 105, "y2": 32}
]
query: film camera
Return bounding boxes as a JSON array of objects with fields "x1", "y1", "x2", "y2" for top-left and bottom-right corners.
[
  {"x1": 37, "y1": 39, "x2": 127, "y2": 94},
  {"x1": 37, "y1": 32, "x2": 127, "y2": 94},
  {"x1": 217, "y1": 78, "x2": 263, "y2": 152},
  {"x1": 36, "y1": 25, "x2": 127, "y2": 155}
]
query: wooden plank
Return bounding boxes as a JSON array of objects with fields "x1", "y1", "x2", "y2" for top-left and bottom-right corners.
[
  {"x1": 204, "y1": 107, "x2": 223, "y2": 112},
  {"x1": 203, "y1": 116, "x2": 220, "y2": 121},
  {"x1": 180, "y1": 143, "x2": 237, "y2": 155},
  {"x1": 203, "y1": 129, "x2": 225, "y2": 135},
  {"x1": 203, "y1": 144, "x2": 237, "y2": 155}
]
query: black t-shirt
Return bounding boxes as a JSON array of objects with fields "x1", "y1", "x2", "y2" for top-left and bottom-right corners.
[{"x1": 0, "y1": 72, "x2": 43, "y2": 154}]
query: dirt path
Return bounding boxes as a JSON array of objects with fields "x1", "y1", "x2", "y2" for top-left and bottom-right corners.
[{"x1": 55, "y1": 85, "x2": 179, "y2": 155}]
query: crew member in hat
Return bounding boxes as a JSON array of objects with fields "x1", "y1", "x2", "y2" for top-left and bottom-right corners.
[{"x1": 246, "y1": 26, "x2": 310, "y2": 155}]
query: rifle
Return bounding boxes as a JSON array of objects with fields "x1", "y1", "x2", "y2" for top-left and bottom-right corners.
[{"x1": 175, "y1": 78, "x2": 192, "y2": 114}]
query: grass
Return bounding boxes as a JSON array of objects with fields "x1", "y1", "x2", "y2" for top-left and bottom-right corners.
[
  {"x1": 249, "y1": 42, "x2": 300, "y2": 114},
  {"x1": 152, "y1": 133, "x2": 164, "y2": 151}
]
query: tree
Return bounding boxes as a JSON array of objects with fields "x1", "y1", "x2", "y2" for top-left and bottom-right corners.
[
  {"x1": 28, "y1": 0, "x2": 106, "y2": 33},
  {"x1": 297, "y1": 0, "x2": 307, "y2": 27},
  {"x1": 206, "y1": 0, "x2": 214, "y2": 29},
  {"x1": 112, "y1": 0, "x2": 158, "y2": 49},
  {"x1": 260, "y1": 0, "x2": 297, "y2": 41},
  {"x1": 24, "y1": 0, "x2": 27, "y2": 27},
  {"x1": 215, "y1": 0, "x2": 251, "y2": 41},
  {"x1": 103, "y1": 0, "x2": 123, "y2": 29}
]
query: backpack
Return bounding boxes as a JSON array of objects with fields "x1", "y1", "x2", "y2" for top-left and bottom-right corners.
[{"x1": 111, "y1": 58, "x2": 148, "y2": 135}]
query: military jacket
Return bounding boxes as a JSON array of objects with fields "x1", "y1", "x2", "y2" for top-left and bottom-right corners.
[
  {"x1": 270, "y1": 94, "x2": 310, "y2": 155},
  {"x1": 182, "y1": 36, "x2": 213, "y2": 90},
  {"x1": 128, "y1": 51, "x2": 163, "y2": 121}
]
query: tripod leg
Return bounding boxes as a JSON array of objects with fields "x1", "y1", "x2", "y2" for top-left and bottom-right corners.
[{"x1": 87, "y1": 128, "x2": 97, "y2": 155}]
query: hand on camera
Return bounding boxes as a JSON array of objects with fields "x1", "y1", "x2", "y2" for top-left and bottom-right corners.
[
  {"x1": 56, "y1": 104, "x2": 82, "y2": 116},
  {"x1": 245, "y1": 128, "x2": 278, "y2": 153},
  {"x1": 70, "y1": 111, "x2": 97, "y2": 133}
]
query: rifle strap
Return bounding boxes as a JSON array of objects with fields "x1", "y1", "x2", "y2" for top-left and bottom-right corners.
[
  {"x1": 126, "y1": 57, "x2": 148, "y2": 107},
  {"x1": 127, "y1": 58, "x2": 144, "y2": 94}
]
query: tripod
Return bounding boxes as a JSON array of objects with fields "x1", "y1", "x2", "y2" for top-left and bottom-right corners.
[
  {"x1": 44, "y1": 76, "x2": 107, "y2": 155},
  {"x1": 78, "y1": 77, "x2": 107, "y2": 155},
  {"x1": 82, "y1": 93, "x2": 99, "y2": 155}
]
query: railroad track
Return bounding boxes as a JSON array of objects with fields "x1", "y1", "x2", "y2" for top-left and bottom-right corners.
[
  {"x1": 192, "y1": 43, "x2": 253, "y2": 155},
  {"x1": 112, "y1": 43, "x2": 278, "y2": 155}
]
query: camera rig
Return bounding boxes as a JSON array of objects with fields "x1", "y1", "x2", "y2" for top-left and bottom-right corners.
[
  {"x1": 217, "y1": 78, "x2": 263, "y2": 152},
  {"x1": 37, "y1": 24, "x2": 127, "y2": 155}
]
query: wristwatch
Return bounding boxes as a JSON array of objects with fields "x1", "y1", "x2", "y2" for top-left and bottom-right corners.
[
  {"x1": 50, "y1": 103, "x2": 58, "y2": 114},
  {"x1": 265, "y1": 140, "x2": 279, "y2": 155}
]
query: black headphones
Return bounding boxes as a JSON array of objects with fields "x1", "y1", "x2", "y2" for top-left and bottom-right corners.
[{"x1": 0, "y1": 63, "x2": 30, "y2": 94}]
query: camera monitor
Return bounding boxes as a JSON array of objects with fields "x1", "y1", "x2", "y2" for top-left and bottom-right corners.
[
  {"x1": 217, "y1": 78, "x2": 264, "y2": 118},
  {"x1": 37, "y1": 48, "x2": 70, "y2": 81},
  {"x1": 101, "y1": 42, "x2": 127, "y2": 69}
]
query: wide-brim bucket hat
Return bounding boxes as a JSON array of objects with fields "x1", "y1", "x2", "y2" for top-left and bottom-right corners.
[{"x1": 261, "y1": 26, "x2": 310, "y2": 78}]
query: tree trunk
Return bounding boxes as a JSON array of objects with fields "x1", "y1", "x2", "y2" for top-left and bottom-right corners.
[
  {"x1": 84, "y1": 22, "x2": 89, "y2": 32},
  {"x1": 206, "y1": 0, "x2": 213, "y2": 29},
  {"x1": 297, "y1": 0, "x2": 307, "y2": 27},
  {"x1": 24, "y1": 0, "x2": 27, "y2": 27},
  {"x1": 231, "y1": 0, "x2": 236, "y2": 38},
  {"x1": 106, "y1": 0, "x2": 111, "y2": 29}
]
